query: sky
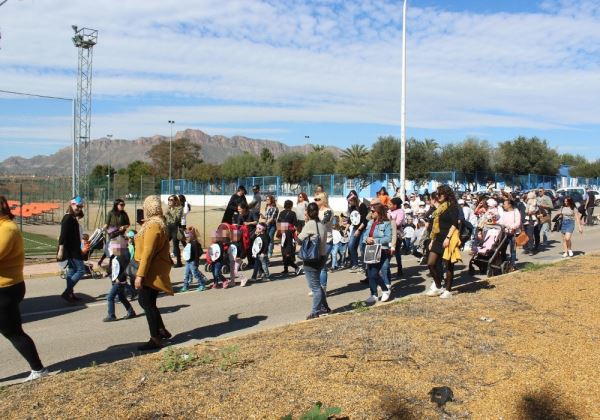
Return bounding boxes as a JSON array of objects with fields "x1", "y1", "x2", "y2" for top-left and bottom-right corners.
[{"x1": 0, "y1": 0, "x2": 599, "y2": 162}]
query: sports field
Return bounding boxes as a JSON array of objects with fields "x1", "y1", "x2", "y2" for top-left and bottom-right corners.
[{"x1": 22, "y1": 230, "x2": 57, "y2": 256}]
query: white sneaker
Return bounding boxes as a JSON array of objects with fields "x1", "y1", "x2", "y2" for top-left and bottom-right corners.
[
  {"x1": 425, "y1": 285, "x2": 444, "y2": 297},
  {"x1": 439, "y1": 289, "x2": 452, "y2": 299},
  {"x1": 307, "y1": 290, "x2": 313, "y2": 296},
  {"x1": 562, "y1": 252, "x2": 568, "y2": 257},
  {"x1": 23, "y1": 368, "x2": 48, "y2": 382},
  {"x1": 381, "y1": 291, "x2": 391, "y2": 302},
  {"x1": 568, "y1": 250, "x2": 574, "y2": 257},
  {"x1": 365, "y1": 295, "x2": 377, "y2": 304}
]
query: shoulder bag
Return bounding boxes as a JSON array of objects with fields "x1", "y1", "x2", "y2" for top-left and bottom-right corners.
[{"x1": 299, "y1": 221, "x2": 321, "y2": 263}]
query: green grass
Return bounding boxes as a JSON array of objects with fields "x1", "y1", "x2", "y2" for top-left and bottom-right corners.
[
  {"x1": 520, "y1": 262, "x2": 550, "y2": 272},
  {"x1": 22, "y1": 231, "x2": 57, "y2": 256}
]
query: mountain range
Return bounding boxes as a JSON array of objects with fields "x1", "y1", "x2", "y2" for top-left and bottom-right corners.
[{"x1": 0, "y1": 129, "x2": 341, "y2": 176}]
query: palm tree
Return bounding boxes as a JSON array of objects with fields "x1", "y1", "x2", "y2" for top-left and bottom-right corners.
[{"x1": 341, "y1": 144, "x2": 369, "y2": 161}]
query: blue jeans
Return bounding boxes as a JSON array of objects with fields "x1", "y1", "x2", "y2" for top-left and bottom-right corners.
[
  {"x1": 183, "y1": 261, "x2": 207, "y2": 288},
  {"x1": 380, "y1": 253, "x2": 391, "y2": 287},
  {"x1": 331, "y1": 242, "x2": 347, "y2": 268},
  {"x1": 212, "y1": 261, "x2": 223, "y2": 283},
  {"x1": 359, "y1": 230, "x2": 367, "y2": 265},
  {"x1": 367, "y1": 251, "x2": 390, "y2": 296},
  {"x1": 320, "y1": 243, "x2": 333, "y2": 287},
  {"x1": 304, "y1": 263, "x2": 328, "y2": 314},
  {"x1": 251, "y1": 254, "x2": 270, "y2": 279},
  {"x1": 107, "y1": 282, "x2": 134, "y2": 318},
  {"x1": 348, "y1": 232, "x2": 361, "y2": 267},
  {"x1": 65, "y1": 258, "x2": 86, "y2": 294},
  {"x1": 267, "y1": 224, "x2": 276, "y2": 257}
]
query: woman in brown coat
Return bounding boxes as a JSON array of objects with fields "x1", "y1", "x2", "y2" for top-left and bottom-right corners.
[{"x1": 134, "y1": 195, "x2": 173, "y2": 350}]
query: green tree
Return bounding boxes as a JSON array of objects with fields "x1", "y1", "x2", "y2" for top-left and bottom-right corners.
[
  {"x1": 303, "y1": 150, "x2": 337, "y2": 179},
  {"x1": 147, "y1": 138, "x2": 202, "y2": 179},
  {"x1": 311, "y1": 144, "x2": 326, "y2": 152},
  {"x1": 275, "y1": 152, "x2": 306, "y2": 184},
  {"x1": 369, "y1": 136, "x2": 401, "y2": 174},
  {"x1": 125, "y1": 160, "x2": 153, "y2": 192},
  {"x1": 493, "y1": 136, "x2": 560, "y2": 175},
  {"x1": 405, "y1": 138, "x2": 442, "y2": 183},
  {"x1": 220, "y1": 152, "x2": 262, "y2": 179},
  {"x1": 89, "y1": 164, "x2": 116, "y2": 189},
  {"x1": 259, "y1": 147, "x2": 275, "y2": 174},
  {"x1": 440, "y1": 138, "x2": 492, "y2": 175},
  {"x1": 560, "y1": 153, "x2": 588, "y2": 167},
  {"x1": 336, "y1": 144, "x2": 370, "y2": 179},
  {"x1": 570, "y1": 160, "x2": 600, "y2": 178},
  {"x1": 188, "y1": 162, "x2": 222, "y2": 182}
]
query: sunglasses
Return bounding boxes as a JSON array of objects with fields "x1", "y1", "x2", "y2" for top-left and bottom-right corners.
[
  {"x1": 314, "y1": 198, "x2": 321, "y2": 201},
  {"x1": 76, "y1": 205, "x2": 84, "y2": 209}
]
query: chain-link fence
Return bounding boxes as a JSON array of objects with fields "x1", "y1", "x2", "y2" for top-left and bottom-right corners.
[
  {"x1": 160, "y1": 172, "x2": 600, "y2": 198},
  {"x1": 0, "y1": 175, "x2": 158, "y2": 233}
]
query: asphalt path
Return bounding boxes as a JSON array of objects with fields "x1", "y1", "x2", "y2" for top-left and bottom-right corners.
[{"x1": 2, "y1": 227, "x2": 599, "y2": 384}]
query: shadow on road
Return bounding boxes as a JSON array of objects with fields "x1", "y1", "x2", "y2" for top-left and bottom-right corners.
[
  {"x1": 0, "y1": 313, "x2": 268, "y2": 384},
  {"x1": 170, "y1": 313, "x2": 268, "y2": 345}
]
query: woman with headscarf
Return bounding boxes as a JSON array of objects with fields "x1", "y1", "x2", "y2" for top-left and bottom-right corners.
[
  {"x1": 0, "y1": 196, "x2": 48, "y2": 381},
  {"x1": 134, "y1": 195, "x2": 173, "y2": 351},
  {"x1": 166, "y1": 194, "x2": 183, "y2": 267}
]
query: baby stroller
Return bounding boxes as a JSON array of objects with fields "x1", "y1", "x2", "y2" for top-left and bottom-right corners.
[
  {"x1": 59, "y1": 228, "x2": 104, "y2": 280},
  {"x1": 468, "y1": 224, "x2": 511, "y2": 278},
  {"x1": 204, "y1": 223, "x2": 249, "y2": 275}
]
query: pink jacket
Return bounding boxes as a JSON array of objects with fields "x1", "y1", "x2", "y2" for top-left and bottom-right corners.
[
  {"x1": 388, "y1": 208, "x2": 405, "y2": 228},
  {"x1": 499, "y1": 209, "x2": 521, "y2": 232}
]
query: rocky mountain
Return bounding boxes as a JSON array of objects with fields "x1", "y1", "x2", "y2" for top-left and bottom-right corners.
[{"x1": 0, "y1": 129, "x2": 341, "y2": 176}]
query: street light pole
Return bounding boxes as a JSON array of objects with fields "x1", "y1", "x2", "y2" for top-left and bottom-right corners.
[
  {"x1": 106, "y1": 134, "x2": 112, "y2": 202},
  {"x1": 400, "y1": 0, "x2": 408, "y2": 198},
  {"x1": 168, "y1": 120, "x2": 175, "y2": 194}
]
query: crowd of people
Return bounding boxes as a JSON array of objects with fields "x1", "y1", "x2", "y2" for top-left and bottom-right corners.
[{"x1": 0, "y1": 181, "x2": 593, "y2": 382}]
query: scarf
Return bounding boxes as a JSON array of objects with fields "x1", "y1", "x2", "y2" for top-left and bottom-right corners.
[
  {"x1": 430, "y1": 201, "x2": 450, "y2": 242},
  {"x1": 135, "y1": 195, "x2": 168, "y2": 241}
]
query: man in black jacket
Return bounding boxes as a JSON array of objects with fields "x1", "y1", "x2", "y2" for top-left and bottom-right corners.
[
  {"x1": 57, "y1": 197, "x2": 86, "y2": 303},
  {"x1": 222, "y1": 186, "x2": 247, "y2": 224}
]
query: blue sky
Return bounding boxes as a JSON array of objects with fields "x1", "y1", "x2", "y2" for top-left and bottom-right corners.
[{"x1": 1, "y1": 0, "x2": 599, "y2": 162}]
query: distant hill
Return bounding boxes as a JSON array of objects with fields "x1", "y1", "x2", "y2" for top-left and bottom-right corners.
[{"x1": 0, "y1": 129, "x2": 341, "y2": 176}]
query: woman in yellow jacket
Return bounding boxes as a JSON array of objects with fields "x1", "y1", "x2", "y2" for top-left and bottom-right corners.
[
  {"x1": 134, "y1": 195, "x2": 173, "y2": 351},
  {"x1": 0, "y1": 196, "x2": 47, "y2": 381}
]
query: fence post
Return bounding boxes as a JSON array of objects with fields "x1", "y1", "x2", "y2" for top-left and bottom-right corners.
[
  {"x1": 276, "y1": 176, "x2": 281, "y2": 197},
  {"x1": 19, "y1": 183, "x2": 23, "y2": 232}
]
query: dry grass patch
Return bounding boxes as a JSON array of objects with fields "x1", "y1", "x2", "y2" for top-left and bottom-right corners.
[{"x1": 2, "y1": 256, "x2": 600, "y2": 419}]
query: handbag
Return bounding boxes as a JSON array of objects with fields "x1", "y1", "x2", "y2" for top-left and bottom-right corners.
[
  {"x1": 515, "y1": 231, "x2": 529, "y2": 247},
  {"x1": 364, "y1": 243, "x2": 382, "y2": 264},
  {"x1": 299, "y1": 221, "x2": 321, "y2": 263}
]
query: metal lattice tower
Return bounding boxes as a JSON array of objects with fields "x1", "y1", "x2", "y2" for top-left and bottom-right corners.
[{"x1": 71, "y1": 26, "x2": 98, "y2": 197}]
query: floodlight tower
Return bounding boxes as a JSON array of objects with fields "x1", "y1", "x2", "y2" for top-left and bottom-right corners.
[{"x1": 71, "y1": 25, "x2": 98, "y2": 197}]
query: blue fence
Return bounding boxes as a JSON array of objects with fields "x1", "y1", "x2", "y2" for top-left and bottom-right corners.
[{"x1": 162, "y1": 172, "x2": 600, "y2": 198}]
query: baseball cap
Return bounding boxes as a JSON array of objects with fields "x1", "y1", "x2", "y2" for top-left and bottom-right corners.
[{"x1": 70, "y1": 196, "x2": 84, "y2": 206}]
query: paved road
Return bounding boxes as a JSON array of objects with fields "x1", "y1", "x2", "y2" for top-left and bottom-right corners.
[{"x1": 2, "y1": 227, "x2": 599, "y2": 384}]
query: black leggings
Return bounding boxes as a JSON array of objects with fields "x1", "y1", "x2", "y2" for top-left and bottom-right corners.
[
  {"x1": 0, "y1": 282, "x2": 43, "y2": 371},
  {"x1": 138, "y1": 286, "x2": 166, "y2": 339},
  {"x1": 427, "y1": 252, "x2": 455, "y2": 291}
]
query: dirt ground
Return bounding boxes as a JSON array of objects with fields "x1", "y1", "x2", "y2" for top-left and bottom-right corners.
[
  {"x1": 2, "y1": 255, "x2": 599, "y2": 419},
  {"x1": 22, "y1": 202, "x2": 228, "y2": 248}
]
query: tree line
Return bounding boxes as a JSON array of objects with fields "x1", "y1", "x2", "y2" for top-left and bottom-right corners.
[{"x1": 89, "y1": 136, "x2": 600, "y2": 190}]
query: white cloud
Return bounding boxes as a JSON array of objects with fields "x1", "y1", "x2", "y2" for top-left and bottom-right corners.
[{"x1": 1, "y1": 0, "x2": 600, "y2": 147}]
